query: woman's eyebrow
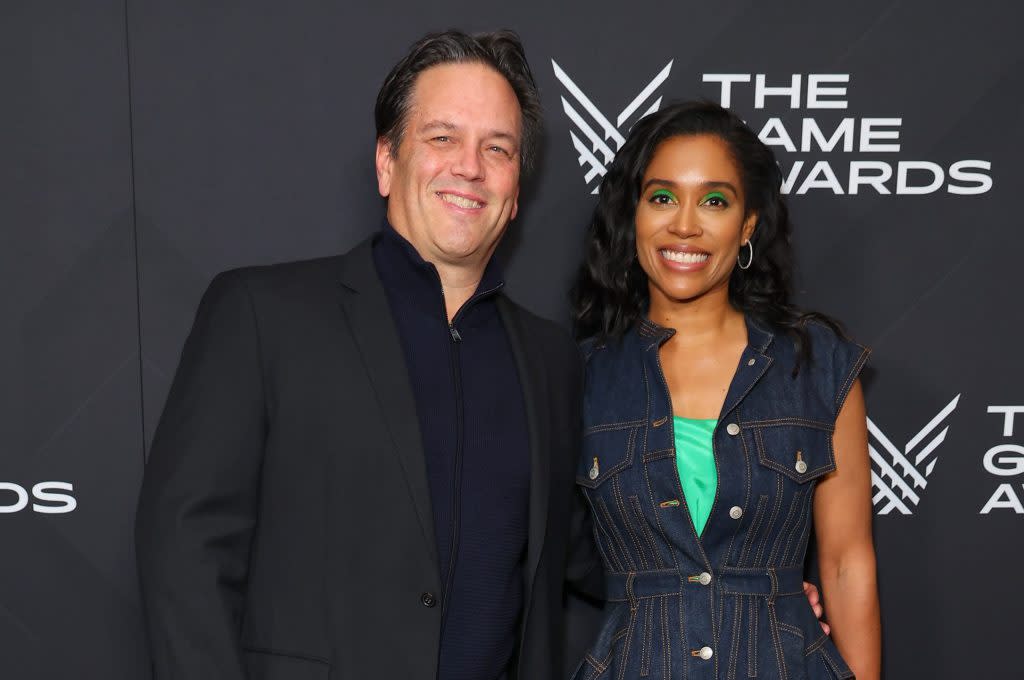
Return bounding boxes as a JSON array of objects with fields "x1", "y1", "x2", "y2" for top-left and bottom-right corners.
[{"x1": 641, "y1": 178, "x2": 738, "y2": 194}]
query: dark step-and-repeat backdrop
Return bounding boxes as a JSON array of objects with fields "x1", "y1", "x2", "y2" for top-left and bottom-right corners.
[{"x1": 3, "y1": 1, "x2": 1021, "y2": 678}]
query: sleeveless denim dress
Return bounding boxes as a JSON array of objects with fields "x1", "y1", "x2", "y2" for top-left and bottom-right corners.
[{"x1": 573, "y1": 318, "x2": 868, "y2": 680}]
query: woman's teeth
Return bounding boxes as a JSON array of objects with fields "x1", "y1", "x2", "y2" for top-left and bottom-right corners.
[{"x1": 660, "y1": 249, "x2": 709, "y2": 263}]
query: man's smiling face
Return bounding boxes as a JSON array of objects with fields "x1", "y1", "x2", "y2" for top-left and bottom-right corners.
[{"x1": 376, "y1": 61, "x2": 522, "y2": 269}]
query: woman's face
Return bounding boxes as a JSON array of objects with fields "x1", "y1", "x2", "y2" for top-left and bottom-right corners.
[{"x1": 634, "y1": 134, "x2": 758, "y2": 308}]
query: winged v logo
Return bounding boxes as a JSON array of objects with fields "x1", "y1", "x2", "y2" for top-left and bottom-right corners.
[
  {"x1": 551, "y1": 59, "x2": 673, "y2": 193},
  {"x1": 868, "y1": 394, "x2": 960, "y2": 515}
]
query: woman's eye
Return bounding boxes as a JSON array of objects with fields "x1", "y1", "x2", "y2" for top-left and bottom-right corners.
[
  {"x1": 700, "y1": 191, "x2": 729, "y2": 208},
  {"x1": 649, "y1": 189, "x2": 677, "y2": 204}
]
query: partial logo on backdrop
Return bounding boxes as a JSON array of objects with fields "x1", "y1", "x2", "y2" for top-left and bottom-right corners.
[
  {"x1": 869, "y1": 395, "x2": 960, "y2": 515},
  {"x1": 0, "y1": 482, "x2": 77, "y2": 514},
  {"x1": 701, "y1": 74, "x2": 990, "y2": 195},
  {"x1": 551, "y1": 58, "x2": 993, "y2": 196},
  {"x1": 981, "y1": 405, "x2": 1024, "y2": 513},
  {"x1": 551, "y1": 59, "x2": 673, "y2": 193}
]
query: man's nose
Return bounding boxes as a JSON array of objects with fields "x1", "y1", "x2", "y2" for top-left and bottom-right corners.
[{"x1": 451, "y1": 143, "x2": 485, "y2": 181}]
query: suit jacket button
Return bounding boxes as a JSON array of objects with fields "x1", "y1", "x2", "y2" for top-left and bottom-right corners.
[{"x1": 420, "y1": 592, "x2": 437, "y2": 608}]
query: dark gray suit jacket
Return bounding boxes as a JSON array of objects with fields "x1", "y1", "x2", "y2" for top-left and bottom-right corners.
[{"x1": 135, "y1": 238, "x2": 596, "y2": 680}]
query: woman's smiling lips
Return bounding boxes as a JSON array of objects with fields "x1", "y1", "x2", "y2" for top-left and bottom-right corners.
[
  {"x1": 437, "y1": 190, "x2": 485, "y2": 210},
  {"x1": 657, "y1": 245, "x2": 711, "y2": 271}
]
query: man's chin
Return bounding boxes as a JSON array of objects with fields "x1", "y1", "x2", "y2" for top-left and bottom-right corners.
[
  {"x1": 430, "y1": 239, "x2": 498, "y2": 267},
  {"x1": 430, "y1": 229, "x2": 504, "y2": 261}
]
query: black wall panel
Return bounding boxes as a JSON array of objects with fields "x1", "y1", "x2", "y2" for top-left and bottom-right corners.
[{"x1": 1, "y1": 2, "x2": 149, "y2": 678}]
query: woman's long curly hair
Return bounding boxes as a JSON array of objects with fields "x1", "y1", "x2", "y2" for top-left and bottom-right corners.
[{"x1": 570, "y1": 100, "x2": 840, "y2": 361}]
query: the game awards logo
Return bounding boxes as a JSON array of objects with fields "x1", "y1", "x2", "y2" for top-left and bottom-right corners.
[
  {"x1": 868, "y1": 395, "x2": 960, "y2": 515},
  {"x1": 551, "y1": 59, "x2": 673, "y2": 194},
  {"x1": 0, "y1": 481, "x2": 77, "y2": 514}
]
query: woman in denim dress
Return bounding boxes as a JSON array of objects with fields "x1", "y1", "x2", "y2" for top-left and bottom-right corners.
[{"x1": 570, "y1": 102, "x2": 880, "y2": 680}]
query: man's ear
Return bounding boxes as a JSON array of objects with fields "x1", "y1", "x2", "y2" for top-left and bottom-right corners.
[{"x1": 375, "y1": 138, "x2": 393, "y2": 197}]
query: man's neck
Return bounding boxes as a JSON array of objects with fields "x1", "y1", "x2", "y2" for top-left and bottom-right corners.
[
  {"x1": 435, "y1": 263, "x2": 484, "y2": 322},
  {"x1": 382, "y1": 220, "x2": 501, "y2": 322}
]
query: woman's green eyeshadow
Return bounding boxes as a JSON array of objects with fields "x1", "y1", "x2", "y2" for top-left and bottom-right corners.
[{"x1": 700, "y1": 190, "x2": 728, "y2": 204}]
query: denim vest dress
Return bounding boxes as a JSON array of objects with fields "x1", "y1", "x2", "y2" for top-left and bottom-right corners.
[{"x1": 574, "y1": 317, "x2": 868, "y2": 680}]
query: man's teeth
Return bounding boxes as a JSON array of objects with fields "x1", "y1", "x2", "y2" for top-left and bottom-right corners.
[
  {"x1": 660, "y1": 249, "x2": 709, "y2": 264},
  {"x1": 440, "y1": 193, "x2": 483, "y2": 209}
]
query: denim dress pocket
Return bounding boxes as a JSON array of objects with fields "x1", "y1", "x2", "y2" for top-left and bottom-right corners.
[
  {"x1": 771, "y1": 593, "x2": 855, "y2": 680},
  {"x1": 577, "y1": 421, "x2": 647, "y2": 575},
  {"x1": 577, "y1": 421, "x2": 643, "y2": 489},
  {"x1": 752, "y1": 419, "x2": 836, "y2": 484}
]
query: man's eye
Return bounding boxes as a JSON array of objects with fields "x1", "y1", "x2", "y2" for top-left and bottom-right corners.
[
  {"x1": 433, "y1": 135, "x2": 451, "y2": 143},
  {"x1": 488, "y1": 145, "x2": 512, "y2": 157}
]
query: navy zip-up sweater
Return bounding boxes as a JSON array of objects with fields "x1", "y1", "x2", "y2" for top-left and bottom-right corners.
[{"x1": 373, "y1": 225, "x2": 530, "y2": 680}]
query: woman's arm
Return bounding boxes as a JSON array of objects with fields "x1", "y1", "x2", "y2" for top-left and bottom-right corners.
[{"x1": 813, "y1": 378, "x2": 881, "y2": 680}]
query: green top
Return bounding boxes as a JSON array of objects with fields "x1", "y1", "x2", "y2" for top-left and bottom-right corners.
[{"x1": 672, "y1": 416, "x2": 719, "y2": 537}]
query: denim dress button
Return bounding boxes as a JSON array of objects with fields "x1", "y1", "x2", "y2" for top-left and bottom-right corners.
[
  {"x1": 729, "y1": 506, "x2": 743, "y2": 520},
  {"x1": 795, "y1": 451, "x2": 808, "y2": 474},
  {"x1": 699, "y1": 646, "x2": 713, "y2": 660},
  {"x1": 420, "y1": 592, "x2": 437, "y2": 608},
  {"x1": 698, "y1": 572, "x2": 712, "y2": 586},
  {"x1": 726, "y1": 423, "x2": 740, "y2": 436}
]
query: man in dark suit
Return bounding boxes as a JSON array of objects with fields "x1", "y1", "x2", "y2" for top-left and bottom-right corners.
[{"x1": 135, "y1": 30, "x2": 597, "y2": 680}]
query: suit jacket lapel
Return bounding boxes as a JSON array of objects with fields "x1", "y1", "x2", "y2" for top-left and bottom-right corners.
[
  {"x1": 336, "y1": 239, "x2": 439, "y2": 573},
  {"x1": 497, "y1": 297, "x2": 549, "y2": 599}
]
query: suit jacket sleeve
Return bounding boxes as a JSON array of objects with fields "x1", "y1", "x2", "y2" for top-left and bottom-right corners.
[
  {"x1": 135, "y1": 270, "x2": 268, "y2": 679},
  {"x1": 566, "y1": 487, "x2": 605, "y2": 600},
  {"x1": 564, "y1": 342, "x2": 605, "y2": 602}
]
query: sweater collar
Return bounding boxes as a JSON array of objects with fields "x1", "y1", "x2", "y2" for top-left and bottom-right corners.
[{"x1": 372, "y1": 221, "x2": 505, "y2": 318}]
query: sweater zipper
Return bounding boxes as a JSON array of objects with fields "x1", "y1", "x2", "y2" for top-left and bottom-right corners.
[
  {"x1": 437, "y1": 279, "x2": 463, "y2": 632},
  {"x1": 435, "y1": 278, "x2": 502, "y2": 630}
]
